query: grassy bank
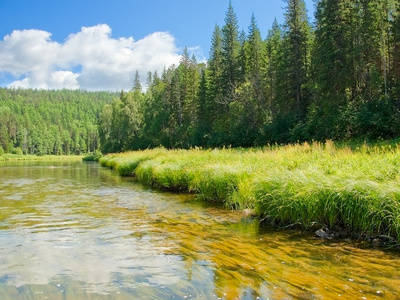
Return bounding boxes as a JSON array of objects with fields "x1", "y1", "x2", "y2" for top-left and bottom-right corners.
[
  {"x1": 0, "y1": 154, "x2": 83, "y2": 161},
  {"x1": 99, "y1": 141, "x2": 400, "y2": 242}
]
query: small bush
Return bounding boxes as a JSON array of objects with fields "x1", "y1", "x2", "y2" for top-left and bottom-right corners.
[{"x1": 11, "y1": 147, "x2": 23, "y2": 155}]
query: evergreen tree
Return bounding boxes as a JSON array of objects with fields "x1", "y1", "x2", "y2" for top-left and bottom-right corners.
[
  {"x1": 310, "y1": 0, "x2": 400, "y2": 139},
  {"x1": 228, "y1": 14, "x2": 266, "y2": 146},
  {"x1": 146, "y1": 71, "x2": 153, "y2": 91},
  {"x1": 99, "y1": 104, "x2": 113, "y2": 153},
  {"x1": 311, "y1": 0, "x2": 355, "y2": 138},
  {"x1": 389, "y1": 0, "x2": 400, "y2": 102},
  {"x1": 220, "y1": 1, "x2": 241, "y2": 104},
  {"x1": 245, "y1": 14, "x2": 265, "y2": 114},
  {"x1": 264, "y1": 19, "x2": 282, "y2": 115},
  {"x1": 208, "y1": 24, "x2": 224, "y2": 117},
  {"x1": 12, "y1": 0, "x2": 397, "y2": 153},
  {"x1": 193, "y1": 69, "x2": 210, "y2": 146},
  {"x1": 132, "y1": 70, "x2": 142, "y2": 92},
  {"x1": 0, "y1": 88, "x2": 113, "y2": 155},
  {"x1": 141, "y1": 71, "x2": 169, "y2": 148},
  {"x1": 207, "y1": 24, "x2": 227, "y2": 145},
  {"x1": 178, "y1": 46, "x2": 199, "y2": 133},
  {"x1": 276, "y1": 0, "x2": 311, "y2": 119}
]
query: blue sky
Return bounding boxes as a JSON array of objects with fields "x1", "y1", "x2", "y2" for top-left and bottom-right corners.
[{"x1": 0, "y1": 0, "x2": 315, "y2": 91}]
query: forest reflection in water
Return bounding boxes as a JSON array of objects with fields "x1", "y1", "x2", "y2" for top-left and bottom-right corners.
[{"x1": 0, "y1": 160, "x2": 399, "y2": 299}]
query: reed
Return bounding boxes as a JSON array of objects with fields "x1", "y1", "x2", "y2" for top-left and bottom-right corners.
[{"x1": 99, "y1": 142, "x2": 400, "y2": 241}]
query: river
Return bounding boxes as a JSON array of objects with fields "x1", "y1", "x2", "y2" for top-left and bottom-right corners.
[{"x1": 0, "y1": 160, "x2": 399, "y2": 299}]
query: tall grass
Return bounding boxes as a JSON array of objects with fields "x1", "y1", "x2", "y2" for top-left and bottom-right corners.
[{"x1": 99, "y1": 142, "x2": 400, "y2": 241}]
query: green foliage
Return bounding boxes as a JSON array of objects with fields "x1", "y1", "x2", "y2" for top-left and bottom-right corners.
[
  {"x1": 4, "y1": 2, "x2": 398, "y2": 154},
  {"x1": 11, "y1": 147, "x2": 23, "y2": 155},
  {"x1": 97, "y1": 1, "x2": 400, "y2": 150},
  {"x1": 98, "y1": 89, "x2": 144, "y2": 153},
  {"x1": 0, "y1": 88, "x2": 115, "y2": 155},
  {"x1": 310, "y1": 0, "x2": 400, "y2": 139},
  {"x1": 220, "y1": 1, "x2": 241, "y2": 102},
  {"x1": 82, "y1": 150, "x2": 103, "y2": 162},
  {"x1": 275, "y1": 0, "x2": 311, "y2": 118}
]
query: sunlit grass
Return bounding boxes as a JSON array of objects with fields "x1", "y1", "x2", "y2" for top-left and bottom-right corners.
[{"x1": 99, "y1": 141, "x2": 400, "y2": 241}]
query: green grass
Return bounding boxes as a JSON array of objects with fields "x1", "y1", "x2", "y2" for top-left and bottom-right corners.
[
  {"x1": 82, "y1": 153, "x2": 103, "y2": 162},
  {"x1": 99, "y1": 141, "x2": 400, "y2": 241}
]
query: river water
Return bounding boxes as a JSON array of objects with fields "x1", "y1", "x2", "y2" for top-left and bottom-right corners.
[{"x1": 0, "y1": 160, "x2": 399, "y2": 300}]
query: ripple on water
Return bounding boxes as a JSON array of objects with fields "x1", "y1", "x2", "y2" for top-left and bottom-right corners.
[{"x1": 1, "y1": 161, "x2": 400, "y2": 299}]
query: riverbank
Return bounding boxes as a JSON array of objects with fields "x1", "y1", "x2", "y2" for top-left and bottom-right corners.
[
  {"x1": 98, "y1": 141, "x2": 400, "y2": 243},
  {"x1": 0, "y1": 154, "x2": 83, "y2": 161}
]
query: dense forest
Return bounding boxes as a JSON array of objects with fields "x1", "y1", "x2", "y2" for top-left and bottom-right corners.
[
  {"x1": 0, "y1": 88, "x2": 116, "y2": 155},
  {"x1": 99, "y1": 0, "x2": 400, "y2": 153},
  {"x1": 1, "y1": 0, "x2": 400, "y2": 155}
]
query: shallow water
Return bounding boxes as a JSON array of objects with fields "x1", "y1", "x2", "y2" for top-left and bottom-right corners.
[{"x1": 0, "y1": 160, "x2": 399, "y2": 299}]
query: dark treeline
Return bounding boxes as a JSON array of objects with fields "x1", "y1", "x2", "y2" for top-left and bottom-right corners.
[
  {"x1": 0, "y1": 88, "x2": 116, "y2": 155},
  {"x1": 100, "y1": 0, "x2": 400, "y2": 153}
]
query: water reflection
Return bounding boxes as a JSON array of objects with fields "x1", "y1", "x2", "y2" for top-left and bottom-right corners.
[{"x1": 0, "y1": 161, "x2": 399, "y2": 299}]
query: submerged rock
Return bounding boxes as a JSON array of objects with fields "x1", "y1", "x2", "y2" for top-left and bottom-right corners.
[
  {"x1": 315, "y1": 228, "x2": 334, "y2": 239},
  {"x1": 372, "y1": 238, "x2": 383, "y2": 246},
  {"x1": 378, "y1": 235, "x2": 395, "y2": 242}
]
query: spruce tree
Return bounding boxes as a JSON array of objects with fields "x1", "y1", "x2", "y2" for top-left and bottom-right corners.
[
  {"x1": 132, "y1": 70, "x2": 142, "y2": 92},
  {"x1": 246, "y1": 13, "x2": 265, "y2": 109},
  {"x1": 389, "y1": 0, "x2": 400, "y2": 102},
  {"x1": 264, "y1": 19, "x2": 282, "y2": 115},
  {"x1": 220, "y1": 1, "x2": 241, "y2": 104},
  {"x1": 312, "y1": 0, "x2": 353, "y2": 110},
  {"x1": 276, "y1": 0, "x2": 311, "y2": 118},
  {"x1": 193, "y1": 69, "x2": 210, "y2": 146},
  {"x1": 178, "y1": 47, "x2": 199, "y2": 132},
  {"x1": 208, "y1": 25, "x2": 223, "y2": 112}
]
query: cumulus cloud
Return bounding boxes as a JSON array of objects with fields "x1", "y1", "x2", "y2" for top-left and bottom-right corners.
[{"x1": 0, "y1": 24, "x2": 184, "y2": 90}]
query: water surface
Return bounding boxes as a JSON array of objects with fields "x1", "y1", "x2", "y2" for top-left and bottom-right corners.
[{"x1": 0, "y1": 160, "x2": 399, "y2": 299}]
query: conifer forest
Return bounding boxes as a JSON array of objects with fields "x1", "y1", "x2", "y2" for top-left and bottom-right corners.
[{"x1": 1, "y1": 0, "x2": 400, "y2": 154}]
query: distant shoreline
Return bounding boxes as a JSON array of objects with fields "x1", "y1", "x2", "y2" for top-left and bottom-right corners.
[{"x1": 0, "y1": 154, "x2": 83, "y2": 161}]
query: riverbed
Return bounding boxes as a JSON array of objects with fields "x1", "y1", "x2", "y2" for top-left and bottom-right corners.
[{"x1": 0, "y1": 160, "x2": 399, "y2": 299}]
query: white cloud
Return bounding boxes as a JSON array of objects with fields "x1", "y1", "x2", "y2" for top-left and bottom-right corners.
[
  {"x1": 187, "y1": 46, "x2": 206, "y2": 64},
  {"x1": 8, "y1": 77, "x2": 30, "y2": 89},
  {"x1": 49, "y1": 71, "x2": 80, "y2": 89},
  {"x1": 0, "y1": 24, "x2": 185, "y2": 90}
]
